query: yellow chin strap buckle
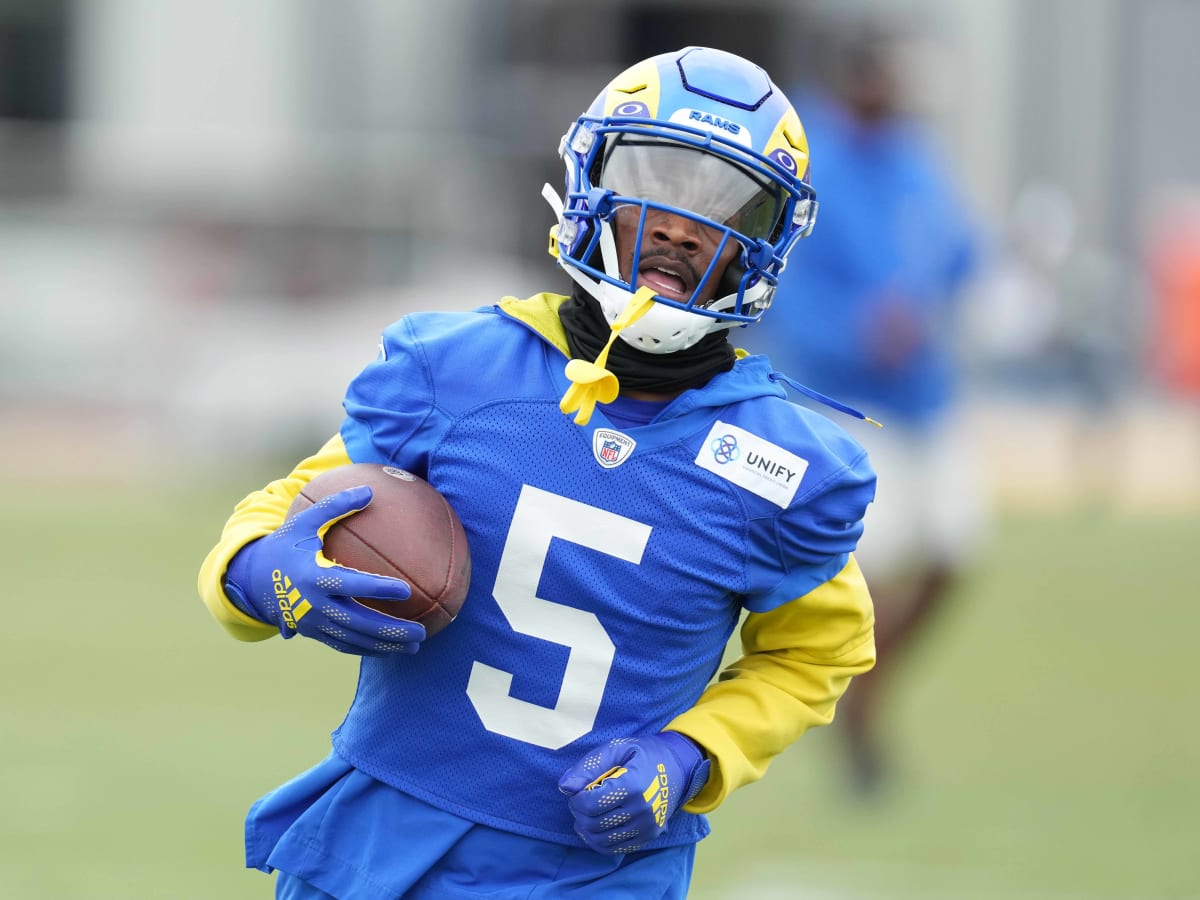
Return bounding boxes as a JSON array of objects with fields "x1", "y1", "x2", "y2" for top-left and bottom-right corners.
[{"x1": 559, "y1": 287, "x2": 657, "y2": 426}]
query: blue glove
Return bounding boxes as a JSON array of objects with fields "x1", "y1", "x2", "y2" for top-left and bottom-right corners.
[
  {"x1": 558, "y1": 732, "x2": 711, "y2": 854},
  {"x1": 223, "y1": 485, "x2": 425, "y2": 656}
]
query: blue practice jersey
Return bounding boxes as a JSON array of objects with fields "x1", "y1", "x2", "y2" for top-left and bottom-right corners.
[
  {"x1": 744, "y1": 91, "x2": 982, "y2": 423},
  {"x1": 316, "y1": 298, "x2": 875, "y2": 848}
]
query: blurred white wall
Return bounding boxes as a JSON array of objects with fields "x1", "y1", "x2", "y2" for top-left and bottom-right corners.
[
  {"x1": 1, "y1": 0, "x2": 1197, "y2": 506},
  {"x1": 73, "y1": 0, "x2": 303, "y2": 199}
]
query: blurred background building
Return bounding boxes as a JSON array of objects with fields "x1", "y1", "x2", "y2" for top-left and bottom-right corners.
[{"x1": 1, "y1": 0, "x2": 1198, "y2": 509}]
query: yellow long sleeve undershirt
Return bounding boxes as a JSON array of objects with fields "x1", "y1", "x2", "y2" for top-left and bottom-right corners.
[
  {"x1": 197, "y1": 435, "x2": 354, "y2": 642},
  {"x1": 668, "y1": 555, "x2": 875, "y2": 812}
]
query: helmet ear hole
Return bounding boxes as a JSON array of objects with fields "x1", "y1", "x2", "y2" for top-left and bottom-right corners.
[{"x1": 587, "y1": 143, "x2": 606, "y2": 186}]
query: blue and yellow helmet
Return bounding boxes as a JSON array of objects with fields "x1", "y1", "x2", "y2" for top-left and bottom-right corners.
[{"x1": 544, "y1": 47, "x2": 817, "y2": 353}]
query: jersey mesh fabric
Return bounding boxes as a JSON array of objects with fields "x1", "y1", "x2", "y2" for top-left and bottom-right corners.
[
  {"x1": 326, "y1": 306, "x2": 873, "y2": 848},
  {"x1": 598, "y1": 393, "x2": 671, "y2": 429},
  {"x1": 333, "y1": 402, "x2": 743, "y2": 846}
]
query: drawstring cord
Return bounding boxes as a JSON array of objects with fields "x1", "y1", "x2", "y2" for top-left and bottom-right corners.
[
  {"x1": 557, "y1": 287, "x2": 882, "y2": 430},
  {"x1": 768, "y1": 371, "x2": 883, "y2": 428}
]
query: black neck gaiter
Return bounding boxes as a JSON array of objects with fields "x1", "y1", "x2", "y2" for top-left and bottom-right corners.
[{"x1": 558, "y1": 286, "x2": 736, "y2": 394}]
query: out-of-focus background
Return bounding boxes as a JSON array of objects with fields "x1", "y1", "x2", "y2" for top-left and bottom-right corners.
[{"x1": 2, "y1": 0, "x2": 1197, "y2": 897}]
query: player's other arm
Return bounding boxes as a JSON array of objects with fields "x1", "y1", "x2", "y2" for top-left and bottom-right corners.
[
  {"x1": 666, "y1": 554, "x2": 875, "y2": 812},
  {"x1": 558, "y1": 557, "x2": 873, "y2": 852},
  {"x1": 197, "y1": 435, "x2": 353, "y2": 641}
]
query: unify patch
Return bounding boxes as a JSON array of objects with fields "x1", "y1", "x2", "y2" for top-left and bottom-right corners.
[{"x1": 694, "y1": 421, "x2": 808, "y2": 508}]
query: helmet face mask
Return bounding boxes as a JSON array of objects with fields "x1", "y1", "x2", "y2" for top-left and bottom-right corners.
[
  {"x1": 545, "y1": 47, "x2": 817, "y2": 354},
  {"x1": 600, "y1": 138, "x2": 788, "y2": 246}
]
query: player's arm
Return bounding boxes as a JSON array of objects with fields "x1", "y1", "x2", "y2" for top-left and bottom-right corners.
[
  {"x1": 197, "y1": 433, "x2": 424, "y2": 657},
  {"x1": 665, "y1": 554, "x2": 875, "y2": 812},
  {"x1": 560, "y1": 439, "x2": 876, "y2": 848},
  {"x1": 199, "y1": 315, "x2": 451, "y2": 647},
  {"x1": 198, "y1": 435, "x2": 353, "y2": 640},
  {"x1": 665, "y1": 439, "x2": 877, "y2": 812},
  {"x1": 557, "y1": 564, "x2": 872, "y2": 854}
]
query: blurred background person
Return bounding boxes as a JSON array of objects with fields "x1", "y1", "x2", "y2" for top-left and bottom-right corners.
[{"x1": 742, "y1": 13, "x2": 988, "y2": 796}]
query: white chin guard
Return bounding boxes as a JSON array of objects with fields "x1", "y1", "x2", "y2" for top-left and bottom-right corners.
[{"x1": 594, "y1": 283, "x2": 730, "y2": 354}]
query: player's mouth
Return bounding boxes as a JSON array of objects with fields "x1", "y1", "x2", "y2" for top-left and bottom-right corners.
[{"x1": 636, "y1": 256, "x2": 696, "y2": 302}]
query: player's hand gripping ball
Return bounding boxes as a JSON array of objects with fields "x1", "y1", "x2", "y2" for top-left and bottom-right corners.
[
  {"x1": 286, "y1": 464, "x2": 472, "y2": 639},
  {"x1": 225, "y1": 484, "x2": 420, "y2": 655}
]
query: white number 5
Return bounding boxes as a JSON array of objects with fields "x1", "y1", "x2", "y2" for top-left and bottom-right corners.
[{"x1": 466, "y1": 485, "x2": 651, "y2": 749}]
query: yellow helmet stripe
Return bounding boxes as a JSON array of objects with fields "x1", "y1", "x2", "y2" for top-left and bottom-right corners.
[
  {"x1": 763, "y1": 107, "x2": 810, "y2": 181},
  {"x1": 603, "y1": 58, "x2": 662, "y2": 117}
]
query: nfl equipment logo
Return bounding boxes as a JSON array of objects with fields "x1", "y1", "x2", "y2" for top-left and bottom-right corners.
[{"x1": 591, "y1": 429, "x2": 636, "y2": 469}]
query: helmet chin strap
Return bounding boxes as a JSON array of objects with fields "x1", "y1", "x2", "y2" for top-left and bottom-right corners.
[
  {"x1": 544, "y1": 181, "x2": 622, "y2": 309},
  {"x1": 596, "y1": 217, "x2": 621, "y2": 291}
]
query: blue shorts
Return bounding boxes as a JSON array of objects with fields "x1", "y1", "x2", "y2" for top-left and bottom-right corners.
[{"x1": 247, "y1": 753, "x2": 696, "y2": 900}]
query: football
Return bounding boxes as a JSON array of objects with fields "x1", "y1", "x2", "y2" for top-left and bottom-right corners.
[{"x1": 287, "y1": 463, "x2": 471, "y2": 637}]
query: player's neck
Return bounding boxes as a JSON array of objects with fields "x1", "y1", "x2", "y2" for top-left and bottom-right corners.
[{"x1": 622, "y1": 388, "x2": 682, "y2": 401}]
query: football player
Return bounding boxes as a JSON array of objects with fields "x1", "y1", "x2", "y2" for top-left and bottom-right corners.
[
  {"x1": 742, "y1": 20, "x2": 987, "y2": 794},
  {"x1": 199, "y1": 47, "x2": 877, "y2": 899}
]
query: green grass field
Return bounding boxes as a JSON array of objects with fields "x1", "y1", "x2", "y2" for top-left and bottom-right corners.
[{"x1": 2, "y1": 472, "x2": 1197, "y2": 898}]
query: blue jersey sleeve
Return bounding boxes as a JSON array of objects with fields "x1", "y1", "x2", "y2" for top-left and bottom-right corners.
[
  {"x1": 743, "y1": 420, "x2": 876, "y2": 613},
  {"x1": 340, "y1": 316, "x2": 447, "y2": 473}
]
